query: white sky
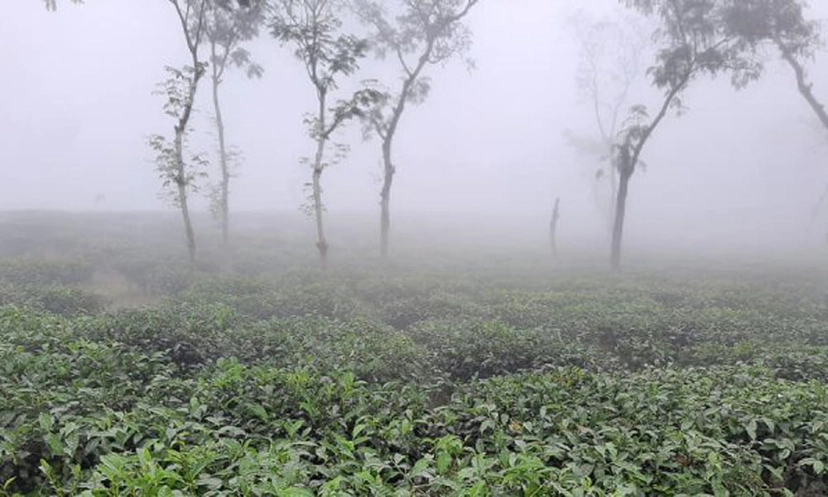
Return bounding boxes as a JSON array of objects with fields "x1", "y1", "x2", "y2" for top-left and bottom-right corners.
[{"x1": 2, "y1": 0, "x2": 828, "y2": 251}]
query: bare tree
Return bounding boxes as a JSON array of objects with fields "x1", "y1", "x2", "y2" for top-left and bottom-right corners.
[
  {"x1": 611, "y1": 0, "x2": 761, "y2": 270},
  {"x1": 353, "y1": 0, "x2": 480, "y2": 257},
  {"x1": 567, "y1": 9, "x2": 648, "y2": 232},
  {"x1": 149, "y1": 0, "x2": 210, "y2": 265},
  {"x1": 203, "y1": 1, "x2": 264, "y2": 253},
  {"x1": 270, "y1": 0, "x2": 381, "y2": 265}
]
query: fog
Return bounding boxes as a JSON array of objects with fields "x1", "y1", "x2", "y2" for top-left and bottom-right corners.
[
  {"x1": 8, "y1": 3, "x2": 828, "y2": 493},
  {"x1": 3, "y1": 0, "x2": 828, "y2": 257}
]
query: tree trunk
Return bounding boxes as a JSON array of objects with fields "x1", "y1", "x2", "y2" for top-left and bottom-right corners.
[
  {"x1": 550, "y1": 197, "x2": 560, "y2": 259},
  {"x1": 779, "y1": 42, "x2": 828, "y2": 132},
  {"x1": 608, "y1": 143, "x2": 618, "y2": 234},
  {"x1": 607, "y1": 71, "x2": 688, "y2": 271},
  {"x1": 312, "y1": 94, "x2": 329, "y2": 267},
  {"x1": 610, "y1": 169, "x2": 632, "y2": 271},
  {"x1": 167, "y1": 0, "x2": 205, "y2": 266},
  {"x1": 174, "y1": 130, "x2": 197, "y2": 265},
  {"x1": 211, "y1": 55, "x2": 230, "y2": 252},
  {"x1": 380, "y1": 138, "x2": 395, "y2": 258},
  {"x1": 312, "y1": 165, "x2": 328, "y2": 266},
  {"x1": 779, "y1": 42, "x2": 828, "y2": 243},
  {"x1": 179, "y1": 186, "x2": 197, "y2": 265},
  {"x1": 377, "y1": 48, "x2": 425, "y2": 259}
]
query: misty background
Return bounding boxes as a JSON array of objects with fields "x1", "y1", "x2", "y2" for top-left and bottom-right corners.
[{"x1": 3, "y1": 0, "x2": 828, "y2": 256}]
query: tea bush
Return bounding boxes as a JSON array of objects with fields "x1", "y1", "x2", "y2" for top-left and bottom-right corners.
[{"x1": 3, "y1": 241, "x2": 828, "y2": 494}]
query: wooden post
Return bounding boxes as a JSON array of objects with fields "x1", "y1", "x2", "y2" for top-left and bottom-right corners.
[{"x1": 550, "y1": 197, "x2": 560, "y2": 259}]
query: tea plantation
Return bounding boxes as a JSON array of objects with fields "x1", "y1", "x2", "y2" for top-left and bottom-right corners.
[{"x1": 2, "y1": 218, "x2": 828, "y2": 495}]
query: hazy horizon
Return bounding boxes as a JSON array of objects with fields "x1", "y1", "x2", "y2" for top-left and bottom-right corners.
[{"x1": 3, "y1": 0, "x2": 828, "y2": 257}]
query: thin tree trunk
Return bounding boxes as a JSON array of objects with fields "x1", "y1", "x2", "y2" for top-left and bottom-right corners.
[
  {"x1": 372, "y1": 0, "x2": 479, "y2": 258},
  {"x1": 550, "y1": 197, "x2": 560, "y2": 259},
  {"x1": 608, "y1": 143, "x2": 618, "y2": 234},
  {"x1": 312, "y1": 165, "x2": 328, "y2": 265},
  {"x1": 380, "y1": 138, "x2": 394, "y2": 258},
  {"x1": 608, "y1": 71, "x2": 689, "y2": 270},
  {"x1": 779, "y1": 42, "x2": 828, "y2": 244},
  {"x1": 211, "y1": 45, "x2": 231, "y2": 252},
  {"x1": 172, "y1": 126, "x2": 197, "y2": 265},
  {"x1": 779, "y1": 42, "x2": 828, "y2": 131},
  {"x1": 377, "y1": 42, "x2": 434, "y2": 259},
  {"x1": 313, "y1": 94, "x2": 329, "y2": 266},
  {"x1": 180, "y1": 190, "x2": 197, "y2": 264},
  {"x1": 610, "y1": 169, "x2": 631, "y2": 271},
  {"x1": 169, "y1": 0, "x2": 206, "y2": 266}
]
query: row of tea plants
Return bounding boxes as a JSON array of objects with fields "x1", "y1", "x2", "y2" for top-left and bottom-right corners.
[{"x1": 2, "y1": 251, "x2": 828, "y2": 495}]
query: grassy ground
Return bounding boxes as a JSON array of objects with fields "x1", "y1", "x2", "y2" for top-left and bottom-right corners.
[{"x1": 2, "y1": 212, "x2": 828, "y2": 495}]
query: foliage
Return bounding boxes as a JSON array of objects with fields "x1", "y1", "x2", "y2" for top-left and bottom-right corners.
[
  {"x1": 721, "y1": 0, "x2": 820, "y2": 57},
  {"x1": 566, "y1": 7, "x2": 649, "y2": 224},
  {"x1": 43, "y1": 0, "x2": 82, "y2": 11},
  {"x1": 269, "y1": 0, "x2": 382, "y2": 258},
  {"x1": 0, "y1": 259, "x2": 92, "y2": 287},
  {"x1": 719, "y1": 0, "x2": 828, "y2": 140},
  {"x1": 352, "y1": 0, "x2": 481, "y2": 255},
  {"x1": 202, "y1": 0, "x2": 265, "y2": 237},
  {"x1": 149, "y1": 67, "x2": 210, "y2": 209},
  {"x1": 3, "y1": 218, "x2": 828, "y2": 493},
  {"x1": 618, "y1": 0, "x2": 764, "y2": 178},
  {"x1": 149, "y1": 0, "x2": 212, "y2": 263},
  {"x1": 354, "y1": 0, "x2": 479, "y2": 139}
]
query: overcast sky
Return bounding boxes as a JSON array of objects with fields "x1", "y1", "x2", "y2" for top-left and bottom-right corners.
[{"x1": 3, "y1": 0, "x2": 828, "y2": 252}]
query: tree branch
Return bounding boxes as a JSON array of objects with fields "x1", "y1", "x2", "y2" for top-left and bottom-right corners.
[
  {"x1": 630, "y1": 68, "x2": 692, "y2": 171},
  {"x1": 778, "y1": 38, "x2": 828, "y2": 132}
]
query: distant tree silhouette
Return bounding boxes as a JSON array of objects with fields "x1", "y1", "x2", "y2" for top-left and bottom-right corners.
[
  {"x1": 353, "y1": 0, "x2": 480, "y2": 258},
  {"x1": 270, "y1": 0, "x2": 382, "y2": 266},
  {"x1": 612, "y1": 0, "x2": 762, "y2": 270}
]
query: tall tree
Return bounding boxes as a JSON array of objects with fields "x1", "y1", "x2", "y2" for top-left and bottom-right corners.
[
  {"x1": 353, "y1": 0, "x2": 480, "y2": 257},
  {"x1": 149, "y1": 0, "x2": 210, "y2": 264},
  {"x1": 722, "y1": 0, "x2": 828, "y2": 238},
  {"x1": 611, "y1": 0, "x2": 761, "y2": 270},
  {"x1": 567, "y1": 9, "x2": 647, "y2": 232},
  {"x1": 203, "y1": 0, "x2": 264, "y2": 252},
  {"x1": 270, "y1": 0, "x2": 380, "y2": 265},
  {"x1": 721, "y1": 0, "x2": 826, "y2": 130}
]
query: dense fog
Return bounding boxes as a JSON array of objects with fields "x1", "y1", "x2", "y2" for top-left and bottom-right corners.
[
  {"x1": 8, "y1": 2, "x2": 828, "y2": 495},
  {"x1": 2, "y1": 0, "x2": 828, "y2": 256}
]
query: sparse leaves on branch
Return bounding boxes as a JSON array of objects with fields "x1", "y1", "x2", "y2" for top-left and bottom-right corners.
[
  {"x1": 149, "y1": 134, "x2": 209, "y2": 206},
  {"x1": 270, "y1": 0, "x2": 369, "y2": 90},
  {"x1": 720, "y1": 0, "x2": 828, "y2": 129},
  {"x1": 149, "y1": 66, "x2": 210, "y2": 208},
  {"x1": 721, "y1": 0, "x2": 820, "y2": 56},
  {"x1": 352, "y1": 0, "x2": 480, "y2": 256},
  {"x1": 270, "y1": 0, "x2": 377, "y2": 262},
  {"x1": 43, "y1": 0, "x2": 82, "y2": 11},
  {"x1": 610, "y1": 0, "x2": 762, "y2": 270},
  {"x1": 202, "y1": 0, "x2": 265, "y2": 250},
  {"x1": 719, "y1": 0, "x2": 828, "y2": 238},
  {"x1": 154, "y1": 65, "x2": 206, "y2": 120},
  {"x1": 150, "y1": 0, "x2": 210, "y2": 264},
  {"x1": 567, "y1": 9, "x2": 649, "y2": 231},
  {"x1": 618, "y1": 0, "x2": 762, "y2": 175},
  {"x1": 205, "y1": 0, "x2": 265, "y2": 82}
]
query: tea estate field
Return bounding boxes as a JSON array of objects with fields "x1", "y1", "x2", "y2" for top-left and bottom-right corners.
[{"x1": 2, "y1": 213, "x2": 828, "y2": 495}]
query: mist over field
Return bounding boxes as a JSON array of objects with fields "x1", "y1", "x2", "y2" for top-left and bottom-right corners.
[
  {"x1": 5, "y1": 0, "x2": 828, "y2": 495},
  {"x1": 3, "y1": 0, "x2": 828, "y2": 260}
]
